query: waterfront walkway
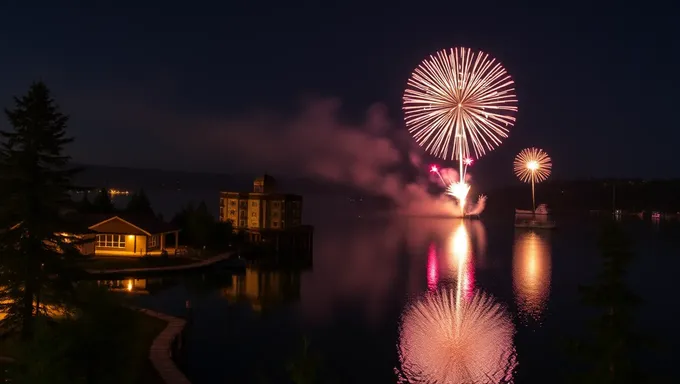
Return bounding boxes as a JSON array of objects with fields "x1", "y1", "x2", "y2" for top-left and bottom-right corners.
[
  {"x1": 84, "y1": 252, "x2": 237, "y2": 275},
  {"x1": 136, "y1": 308, "x2": 192, "y2": 384}
]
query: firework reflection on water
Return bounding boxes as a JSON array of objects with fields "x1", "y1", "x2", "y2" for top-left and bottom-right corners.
[
  {"x1": 512, "y1": 230, "x2": 552, "y2": 324},
  {"x1": 397, "y1": 289, "x2": 517, "y2": 383}
]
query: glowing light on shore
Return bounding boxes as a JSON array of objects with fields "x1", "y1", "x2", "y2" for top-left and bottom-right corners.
[
  {"x1": 405, "y1": 47, "x2": 518, "y2": 185},
  {"x1": 397, "y1": 289, "x2": 517, "y2": 383},
  {"x1": 513, "y1": 231, "x2": 552, "y2": 324},
  {"x1": 514, "y1": 148, "x2": 552, "y2": 212}
]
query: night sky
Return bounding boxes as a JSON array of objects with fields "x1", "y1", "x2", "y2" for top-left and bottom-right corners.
[{"x1": 0, "y1": 2, "x2": 677, "y2": 183}]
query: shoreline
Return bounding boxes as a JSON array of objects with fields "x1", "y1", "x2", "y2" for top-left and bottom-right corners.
[{"x1": 83, "y1": 252, "x2": 243, "y2": 277}]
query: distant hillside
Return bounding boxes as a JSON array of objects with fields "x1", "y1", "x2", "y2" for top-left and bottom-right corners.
[{"x1": 72, "y1": 164, "x2": 372, "y2": 196}]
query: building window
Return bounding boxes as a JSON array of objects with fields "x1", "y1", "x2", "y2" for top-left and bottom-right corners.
[
  {"x1": 239, "y1": 220, "x2": 246, "y2": 227},
  {"x1": 272, "y1": 211, "x2": 279, "y2": 217},
  {"x1": 148, "y1": 235, "x2": 158, "y2": 248},
  {"x1": 229, "y1": 209, "x2": 236, "y2": 216},
  {"x1": 239, "y1": 201, "x2": 247, "y2": 208},
  {"x1": 239, "y1": 210, "x2": 246, "y2": 217},
  {"x1": 230, "y1": 200, "x2": 237, "y2": 206},
  {"x1": 251, "y1": 201, "x2": 257, "y2": 207},
  {"x1": 96, "y1": 234, "x2": 126, "y2": 248},
  {"x1": 272, "y1": 201, "x2": 280, "y2": 208},
  {"x1": 219, "y1": 198, "x2": 225, "y2": 207},
  {"x1": 272, "y1": 221, "x2": 279, "y2": 228}
]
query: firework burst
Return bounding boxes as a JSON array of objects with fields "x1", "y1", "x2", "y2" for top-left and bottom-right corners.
[
  {"x1": 398, "y1": 289, "x2": 516, "y2": 384},
  {"x1": 514, "y1": 148, "x2": 552, "y2": 212},
  {"x1": 513, "y1": 148, "x2": 552, "y2": 183},
  {"x1": 404, "y1": 47, "x2": 517, "y2": 181}
]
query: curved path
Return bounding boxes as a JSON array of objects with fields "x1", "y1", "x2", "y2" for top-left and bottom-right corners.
[{"x1": 136, "y1": 308, "x2": 192, "y2": 384}]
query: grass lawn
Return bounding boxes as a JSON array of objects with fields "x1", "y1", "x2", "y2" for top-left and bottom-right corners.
[
  {"x1": 76, "y1": 256, "x2": 196, "y2": 270},
  {"x1": 0, "y1": 309, "x2": 169, "y2": 383}
]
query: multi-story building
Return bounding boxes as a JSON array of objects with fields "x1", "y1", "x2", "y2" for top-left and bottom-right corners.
[
  {"x1": 219, "y1": 174, "x2": 303, "y2": 230},
  {"x1": 219, "y1": 175, "x2": 312, "y2": 258}
]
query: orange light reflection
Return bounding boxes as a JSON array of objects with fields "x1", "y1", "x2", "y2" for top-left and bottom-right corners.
[
  {"x1": 448, "y1": 221, "x2": 475, "y2": 301},
  {"x1": 512, "y1": 230, "x2": 552, "y2": 324}
]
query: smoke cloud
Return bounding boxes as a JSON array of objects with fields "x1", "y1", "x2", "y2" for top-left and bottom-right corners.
[{"x1": 192, "y1": 97, "x2": 459, "y2": 215}]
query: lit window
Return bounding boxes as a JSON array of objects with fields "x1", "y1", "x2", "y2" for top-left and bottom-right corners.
[{"x1": 96, "y1": 234, "x2": 126, "y2": 248}]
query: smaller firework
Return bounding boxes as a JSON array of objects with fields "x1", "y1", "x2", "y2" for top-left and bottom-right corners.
[
  {"x1": 513, "y1": 148, "x2": 552, "y2": 212},
  {"x1": 397, "y1": 289, "x2": 517, "y2": 384},
  {"x1": 514, "y1": 148, "x2": 552, "y2": 183}
]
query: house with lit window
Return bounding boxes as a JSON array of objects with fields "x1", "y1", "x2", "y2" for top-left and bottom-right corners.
[
  {"x1": 8, "y1": 211, "x2": 180, "y2": 258},
  {"x1": 85, "y1": 214, "x2": 180, "y2": 257},
  {"x1": 219, "y1": 175, "x2": 313, "y2": 256},
  {"x1": 49, "y1": 212, "x2": 180, "y2": 257}
]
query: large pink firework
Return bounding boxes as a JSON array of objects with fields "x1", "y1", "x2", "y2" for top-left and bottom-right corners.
[
  {"x1": 397, "y1": 289, "x2": 517, "y2": 383},
  {"x1": 404, "y1": 47, "x2": 518, "y2": 162},
  {"x1": 404, "y1": 48, "x2": 517, "y2": 190}
]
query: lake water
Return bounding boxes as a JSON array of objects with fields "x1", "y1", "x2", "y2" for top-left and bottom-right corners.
[{"x1": 123, "y1": 204, "x2": 680, "y2": 383}]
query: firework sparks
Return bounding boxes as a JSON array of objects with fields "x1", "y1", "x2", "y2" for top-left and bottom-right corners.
[
  {"x1": 397, "y1": 289, "x2": 517, "y2": 384},
  {"x1": 404, "y1": 47, "x2": 518, "y2": 182},
  {"x1": 430, "y1": 164, "x2": 470, "y2": 216},
  {"x1": 514, "y1": 148, "x2": 552, "y2": 212}
]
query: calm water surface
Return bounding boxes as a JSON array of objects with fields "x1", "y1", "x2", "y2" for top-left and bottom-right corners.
[{"x1": 126, "y1": 209, "x2": 680, "y2": 383}]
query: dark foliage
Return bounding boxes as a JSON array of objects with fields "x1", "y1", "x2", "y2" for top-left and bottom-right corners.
[
  {"x1": 171, "y1": 201, "x2": 234, "y2": 251},
  {"x1": 76, "y1": 192, "x2": 91, "y2": 212},
  {"x1": 8, "y1": 285, "x2": 157, "y2": 384},
  {"x1": 567, "y1": 221, "x2": 655, "y2": 384},
  {"x1": 90, "y1": 187, "x2": 114, "y2": 214},
  {"x1": 0, "y1": 82, "x2": 82, "y2": 340},
  {"x1": 126, "y1": 189, "x2": 154, "y2": 215}
]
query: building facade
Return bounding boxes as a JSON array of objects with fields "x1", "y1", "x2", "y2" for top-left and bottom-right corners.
[
  {"x1": 219, "y1": 175, "x2": 313, "y2": 256},
  {"x1": 219, "y1": 175, "x2": 303, "y2": 231}
]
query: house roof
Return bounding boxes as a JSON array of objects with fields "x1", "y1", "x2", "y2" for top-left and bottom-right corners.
[{"x1": 87, "y1": 213, "x2": 179, "y2": 236}]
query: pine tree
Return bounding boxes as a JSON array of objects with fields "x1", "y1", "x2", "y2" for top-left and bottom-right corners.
[
  {"x1": 125, "y1": 189, "x2": 153, "y2": 215},
  {"x1": 91, "y1": 187, "x2": 114, "y2": 213},
  {"x1": 0, "y1": 82, "x2": 81, "y2": 340}
]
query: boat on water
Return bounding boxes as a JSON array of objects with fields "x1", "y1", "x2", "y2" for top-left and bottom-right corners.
[
  {"x1": 514, "y1": 204, "x2": 556, "y2": 229},
  {"x1": 514, "y1": 218, "x2": 557, "y2": 229},
  {"x1": 515, "y1": 204, "x2": 550, "y2": 216}
]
